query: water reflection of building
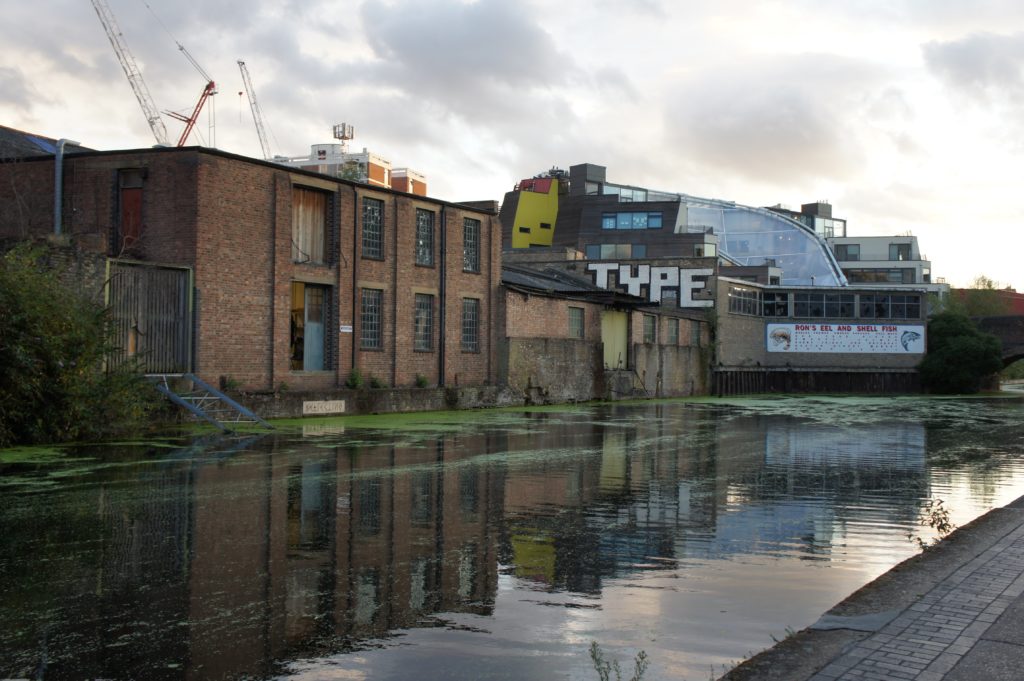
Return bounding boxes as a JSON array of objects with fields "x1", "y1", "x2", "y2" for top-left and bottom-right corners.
[
  {"x1": 2, "y1": 407, "x2": 950, "y2": 679},
  {"x1": 187, "y1": 434, "x2": 503, "y2": 679}
]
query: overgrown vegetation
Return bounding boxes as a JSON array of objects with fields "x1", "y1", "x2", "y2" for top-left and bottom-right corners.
[
  {"x1": 589, "y1": 641, "x2": 649, "y2": 681},
  {"x1": 345, "y1": 368, "x2": 363, "y2": 390},
  {"x1": 908, "y1": 498, "x2": 957, "y2": 550},
  {"x1": 918, "y1": 312, "x2": 1003, "y2": 394},
  {"x1": 0, "y1": 245, "x2": 158, "y2": 446}
]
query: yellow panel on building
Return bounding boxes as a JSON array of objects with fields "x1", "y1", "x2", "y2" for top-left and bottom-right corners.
[{"x1": 511, "y1": 178, "x2": 560, "y2": 248}]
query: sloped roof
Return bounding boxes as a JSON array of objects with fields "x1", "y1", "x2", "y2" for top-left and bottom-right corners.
[
  {"x1": 0, "y1": 125, "x2": 91, "y2": 158},
  {"x1": 502, "y1": 263, "x2": 646, "y2": 306}
]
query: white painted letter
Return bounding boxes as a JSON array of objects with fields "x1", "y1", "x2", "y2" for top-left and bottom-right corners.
[
  {"x1": 650, "y1": 267, "x2": 679, "y2": 303},
  {"x1": 679, "y1": 268, "x2": 714, "y2": 308},
  {"x1": 587, "y1": 262, "x2": 619, "y2": 289},
  {"x1": 618, "y1": 264, "x2": 651, "y2": 297}
]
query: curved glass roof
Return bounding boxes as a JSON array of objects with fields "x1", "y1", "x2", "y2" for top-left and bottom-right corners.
[{"x1": 682, "y1": 197, "x2": 847, "y2": 286}]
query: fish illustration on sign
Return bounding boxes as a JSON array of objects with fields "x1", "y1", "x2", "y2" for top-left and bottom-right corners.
[
  {"x1": 901, "y1": 330, "x2": 922, "y2": 351},
  {"x1": 769, "y1": 328, "x2": 791, "y2": 350}
]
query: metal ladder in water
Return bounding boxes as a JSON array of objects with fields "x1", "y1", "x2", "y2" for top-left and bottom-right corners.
[{"x1": 148, "y1": 373, "x2": 274, "y2": 432}]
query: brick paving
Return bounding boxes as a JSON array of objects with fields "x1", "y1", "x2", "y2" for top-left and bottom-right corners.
[{"x1": 810, "y1": 521, "x2": 1024, "y2": 681}]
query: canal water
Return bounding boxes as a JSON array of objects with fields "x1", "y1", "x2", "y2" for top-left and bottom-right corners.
[{"x1": 3, "y1": 395, "x2": 1024, "y2": 680}]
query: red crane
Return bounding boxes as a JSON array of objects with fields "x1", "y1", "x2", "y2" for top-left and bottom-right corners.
[{"x1": 164, "y1": 43, "x2": 217, "y2": 147}]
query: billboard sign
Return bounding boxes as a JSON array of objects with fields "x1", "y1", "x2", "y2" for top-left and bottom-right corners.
[{"x1": 766, "y1": 323, "x2": 925, "y2": 354}]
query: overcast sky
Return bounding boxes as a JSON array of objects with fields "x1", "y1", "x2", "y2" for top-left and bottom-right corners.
[{"x1": 2, "y1": 0, "x2": 1023, "y2": 290}]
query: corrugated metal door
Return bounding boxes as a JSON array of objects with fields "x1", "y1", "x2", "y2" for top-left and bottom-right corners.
[{"x1": 106, "y1": 260, "x2": 192, "y2": 373}]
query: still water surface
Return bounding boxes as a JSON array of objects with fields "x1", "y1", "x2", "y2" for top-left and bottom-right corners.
[{"x1": 3, "y1": 396, "x2": 1024, "y2": 680}]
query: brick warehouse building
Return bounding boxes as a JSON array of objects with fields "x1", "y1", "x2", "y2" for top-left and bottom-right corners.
[{"x1": 0, "y1": 144, "x2": 501, "y2": 393}]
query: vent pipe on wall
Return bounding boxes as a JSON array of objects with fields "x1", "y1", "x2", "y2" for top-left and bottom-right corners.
[{"x1": 54, "y1": 138, "x2": 79, "y2": 236}]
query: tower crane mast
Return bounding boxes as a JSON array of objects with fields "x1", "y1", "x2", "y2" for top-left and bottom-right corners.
[
  {"x1": 89, "y1": 0, "x2": 170, "y2": 146},
  {"x1": 237, "y1": 60, "x2": 272, "y2": 159}
]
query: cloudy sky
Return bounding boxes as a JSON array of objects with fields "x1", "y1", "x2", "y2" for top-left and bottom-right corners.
[{"x1": 2, "y1": 0, "x2": 1023, "y2": 290}]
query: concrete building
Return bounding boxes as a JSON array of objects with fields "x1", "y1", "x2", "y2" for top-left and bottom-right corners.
[
  {"x1": 499, "y1": 162, "x2": 934, "y2": 396},
  {"x1": 278, "y1": 143, "x2": 428, "y2": 196},
  {"x1": 0, "y1": 144, "x2": 499, "y2": 394},
  {"x1": 500, "y1": 163, "x2": 846, "y2": 286}
]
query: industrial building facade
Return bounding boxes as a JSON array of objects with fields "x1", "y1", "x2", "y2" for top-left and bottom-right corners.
[{"x1": 0, "y1": 146, "x2": 500, "y2": 393}]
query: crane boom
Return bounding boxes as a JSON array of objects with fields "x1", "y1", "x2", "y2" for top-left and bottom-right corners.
[
  {"x1": 165, "y1": 80, "x2": 217, "y2": 147},
  {"x1": 237, "y1": 60, "x2": 272, "y2": 159},
  {"x1": 89, "y1": 0, "x2": 169, "y2": 146}
]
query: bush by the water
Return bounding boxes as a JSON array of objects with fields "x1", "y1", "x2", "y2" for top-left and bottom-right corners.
[
  {"x1": 918, "y1": 312, "x2": 1003, "y2": 394},
  {"x1": 0, "y1": 245, "x2": 157, "y2": 446}
]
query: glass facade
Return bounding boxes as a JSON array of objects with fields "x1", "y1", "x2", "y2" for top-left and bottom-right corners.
[{"x1": 685, "y1": 202, "x2": 846, "y2": 286}]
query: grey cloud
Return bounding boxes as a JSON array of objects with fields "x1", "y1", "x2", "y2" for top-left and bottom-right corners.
[
  {"x1": 923, "y1": 32, "x2": 1024, "y2": 102},
  {"x1": 0, "y1": 67, "x2": 37, "y2": 113},
  {"x1": 664, "y1": 54, "x2": 882, "y2": 185}
]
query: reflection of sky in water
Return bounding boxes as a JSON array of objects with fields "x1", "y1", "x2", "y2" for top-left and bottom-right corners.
[{"x1": 2, "y1": 397, "x2": 1024, "y2": 680}]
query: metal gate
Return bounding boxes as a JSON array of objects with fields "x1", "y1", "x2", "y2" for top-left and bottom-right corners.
[{"x1": 106, "y1": 259, "x2": 192, "y2": 373}]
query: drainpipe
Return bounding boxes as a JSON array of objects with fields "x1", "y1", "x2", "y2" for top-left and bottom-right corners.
[
  {"x1": 351, "y1": 185, "x2": 359, "y2": 375},
  {"x1": 438, "y1": 205, "x2": 447, "y2": 387},
  {"x1": 53, "y1": 138, "x2": 79, "y2": 236}
]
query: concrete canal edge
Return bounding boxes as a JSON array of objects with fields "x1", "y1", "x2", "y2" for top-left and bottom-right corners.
[{"x1": 717, "y1": 493, "x2": 1024, "y2": 681}]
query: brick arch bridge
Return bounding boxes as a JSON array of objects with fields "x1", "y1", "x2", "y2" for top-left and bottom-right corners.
[{"x1": 975, "y1": 316, "x2": 1024, "y2": 366}]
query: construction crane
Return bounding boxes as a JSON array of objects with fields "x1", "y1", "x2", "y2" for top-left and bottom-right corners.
[
  {"x1": 237, "y1": 60, "x2": 272, "y2": 159},
  {"x1": 90, "y1": 0, "x2": 216, "y2": 147},
  {"x1": 165, "y1": 42, "x2": 217, "y2": 147},
  {"x1": 89, "y1": 0, "x2": 169, "y2": 145}
]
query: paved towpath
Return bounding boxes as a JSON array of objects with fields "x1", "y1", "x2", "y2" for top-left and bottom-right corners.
[{"x1": 721, "y1": 496, "x2": 1024, "y2": 681}]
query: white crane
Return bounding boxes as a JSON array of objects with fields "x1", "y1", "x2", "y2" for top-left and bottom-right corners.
[
  {"x1": 237, "y1": 60, "x2": 272, "y2": 159},
  {"x1": 90, "y1": 0, "x2": 170, "y2": 146}
]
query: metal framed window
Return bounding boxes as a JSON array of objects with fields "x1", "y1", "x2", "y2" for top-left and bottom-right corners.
[
  {"x1": 414, "y1": 293, "x2": 434, "y2": 351},
  {"x1": 824, "y1": 293, "x2": 855, "y2": 317},
  {"x1": 569, "y1": 306, "x2": 584, "y2": 339},
  {"x1": 362, "y1": 197, "x2": 384, "y2": 259},
  {"x1": 794, "y1": 292, "x2": 825, "y2": 318},
  {"x1": 729, "y1": 287, "x2": 761, "y2": 316},
  {"x1": 415, "y1": 208, "x2": 434, "y2": 266},
  {"x1": 859, "y1": 294, "x2": 891, "y2": 319},
  {"x1": 834, "y1": 243, "x2": 860, "y2": 261},
  {"x1": 461, "y1": 298, "x2": 480, "y2": 352},
  {"x1": 643, "y1": 314, "x2": 656, "y2": 344},
  {"x1": 360, "y1": 288, "x2": 383, "y2": 349},
  {"x1": 463, "y1": 218, "x2": 480, "y2": 273},
  {"x1": 666, "y1": 318, "x2": 679, "y2": 345},
  {"x1": 762, "y1": 292, "x2": 790, "y2": 317},
  {"x1": 889, "y1": 243, "x2": 911, "y2": 261}
]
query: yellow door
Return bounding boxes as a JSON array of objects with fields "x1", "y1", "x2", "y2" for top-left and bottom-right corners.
[{"x1": 601, "y1": 311, "x2": 628, "y2": 369}]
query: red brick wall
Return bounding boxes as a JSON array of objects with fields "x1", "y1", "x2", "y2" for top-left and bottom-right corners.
[
  {"x1": 503, "y1": 290, "x2": 604, "y2": 341},
  {"x1": 0, "y1": 148, "x2": 501, "y2": 392}
]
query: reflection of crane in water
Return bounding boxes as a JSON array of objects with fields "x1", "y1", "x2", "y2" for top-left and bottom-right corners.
[{"x1": 89, "y1": 0, "x2": 217, "y2": 146}]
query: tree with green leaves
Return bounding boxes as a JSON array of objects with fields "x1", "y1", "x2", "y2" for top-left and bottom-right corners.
[
  {"x1": 0, "y1": 244, "x2": 157, "y2": 446},
  {"x1": 948, "y1": 275, "x2": 1012, "y2": 317},
  {"x1": 918, "y1": 312, "x2": 1003, "y2": 394}
]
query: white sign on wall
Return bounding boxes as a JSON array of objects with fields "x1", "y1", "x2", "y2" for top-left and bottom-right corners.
[
  {"x1": 302, "y1": 399, "x2": 347, "y2": 415},
  {"x1": 766, "y1": 323, "x2": 925, "y2": 354},
  {"x1": 586, "y1": 263, "x2": 714, "y2": 308}
]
